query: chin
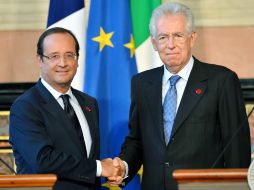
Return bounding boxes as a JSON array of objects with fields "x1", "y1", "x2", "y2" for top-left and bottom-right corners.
[{"x1": 55, "y1": 77, "x2": 72, "y2": 84}]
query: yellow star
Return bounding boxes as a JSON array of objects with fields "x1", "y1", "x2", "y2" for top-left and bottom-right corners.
[
  {"x1": 92, "y1": 27, "x2": 114, "y2": 51},
  {"x1": 102, "y1": 182, "x2": 122, "y2": 190},
  {"x1": 137, "y1": 165, "x2": 143, "y2": 182},
  {"x1": 124, "y1": 34, "x2": 135, "y2": 58}
]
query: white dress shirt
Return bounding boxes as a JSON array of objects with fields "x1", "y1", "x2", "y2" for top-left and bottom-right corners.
[{"x1": 162, "y1": 56, "x2": 194, "y2": 112}]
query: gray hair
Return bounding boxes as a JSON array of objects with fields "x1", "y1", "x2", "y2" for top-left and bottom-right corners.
[{"x1": 149, "y1": 2, "x2": 195, "y2": 37}]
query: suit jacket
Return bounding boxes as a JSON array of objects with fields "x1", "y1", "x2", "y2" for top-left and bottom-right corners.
[
  {"x1": 120, "y1": 58, "x2": 251, "y2": 190},
  {"x1": 9, "y1": 80, "x2": 100, "y2": 190}
]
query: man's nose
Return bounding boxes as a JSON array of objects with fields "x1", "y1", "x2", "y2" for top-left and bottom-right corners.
[
  {"x1": 58, "y1": 56, "x2": 68, "y2": 66},
  {"x1": 166, "y1": 36, "x2": 175, "y2": 48}
]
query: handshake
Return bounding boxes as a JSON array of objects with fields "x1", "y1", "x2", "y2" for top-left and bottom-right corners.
[{"x1": 101, "y1": 157, "x2": 126, "y2": 186}]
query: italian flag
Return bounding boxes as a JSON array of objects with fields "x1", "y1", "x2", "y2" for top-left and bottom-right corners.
[{"x1": 131, "y1": 0, "x2": 162, "y2": 72}]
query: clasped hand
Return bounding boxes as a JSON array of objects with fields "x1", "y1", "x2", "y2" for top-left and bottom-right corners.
[{"x1": 101, "y1": 157, "x2": 125, "y2": 186}]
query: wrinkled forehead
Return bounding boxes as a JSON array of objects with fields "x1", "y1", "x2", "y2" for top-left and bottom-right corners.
[{"x1": 156, "y1": 14, "x2": 188, "y2": 35}]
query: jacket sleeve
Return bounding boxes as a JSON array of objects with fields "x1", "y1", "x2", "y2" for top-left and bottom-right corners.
[
  {"x1": 218, "y1": 71, "x2": 251, "y2": 167},
  {"x1": 120, "y1": 75, "x2": 143, "y2": 181}
]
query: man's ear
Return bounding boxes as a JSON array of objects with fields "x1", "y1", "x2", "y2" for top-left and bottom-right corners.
[
  {"x1": 151, "y1": 36, "x2": 158, "y2": 51},
  {"x1": 190, "y1": 31, "x2": 197, "y2": 48},
  {"x1": 36, "y1": 54, "x2": 42, "y2": 67}
]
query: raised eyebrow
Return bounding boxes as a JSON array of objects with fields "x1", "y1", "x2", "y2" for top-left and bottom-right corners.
[
  {"x1": 158, "y1": 33, "x2": 168, "y2": 37},
  {"x1": 65, "y1": 51, "x2": 76, "y2": 54},
  {"x1": 47, "y1": 52, "x2": 60, "y2": 56},
  {"x1": 174, "y1": 32, "x2": 185, "y2": 35}
]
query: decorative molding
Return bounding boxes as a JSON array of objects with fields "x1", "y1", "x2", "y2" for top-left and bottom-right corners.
[
  {"x1": 0, "y1": 0, "x2": 254, "y2": 30},
  {"x1": 0, "y1": 83, "x2": 35, "y2": 110},
  {"x1": 240, "y1": 79, "x2": 254, "y2": 104},
  {"x1": 0, "y1": 0, "x2": 49, "y2": 30},
  {"x1": 164, "y1": 0, "x2": 254, "y2": 26}
]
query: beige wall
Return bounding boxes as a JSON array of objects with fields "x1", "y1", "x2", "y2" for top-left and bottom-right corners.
[
  {"x1": 0, "y1": 30, "x2": 41, "y2": 82},
  {"x1": 0, "y1": 0, "x2": 254, "y2": 83},
  {"x1": 0, "y1": 0, "x2": 47, "y2": 83},
  {"x1": 193, "y1": 26, "x2": 254, "y2": 78}
]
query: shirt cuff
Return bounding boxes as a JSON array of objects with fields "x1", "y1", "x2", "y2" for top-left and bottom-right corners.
[
  {"x1": 123, "y1": 161, "x2": 129, "y2": 178},
  {"x1": 96, "y1": 160, "x2": 102, "y2": 177}
]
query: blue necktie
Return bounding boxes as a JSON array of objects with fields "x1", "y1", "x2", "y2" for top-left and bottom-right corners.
[{"x1": 163, "y1": 75, "x2": 180, "y2": 145}]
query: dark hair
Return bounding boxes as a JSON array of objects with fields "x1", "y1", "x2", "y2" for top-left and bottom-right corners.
[{"x1": 37, "y1": 27, "x2": 80, "y2": 57}]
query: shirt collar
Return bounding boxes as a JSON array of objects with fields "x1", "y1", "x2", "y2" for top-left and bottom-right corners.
[
  {"x1": 41, "y1": 78, "x2": 73, "y2": 100},
  {"x1": 163, "y1": 56, "x2": 194, "y2": 85}
]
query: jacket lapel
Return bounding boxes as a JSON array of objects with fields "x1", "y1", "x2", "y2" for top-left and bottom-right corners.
[
  {"x1": 73, "y1": 90, "x2": 97, "y2": 158},
  {"x1": 144, "y1": 66, "x2": 165, "y2": 143},
  {"x1": 36, "y1": 80, "x2": 87, "y2": 157},
  {"x1": 171, "y1": 60, "x2": 208, "y2": 137}
]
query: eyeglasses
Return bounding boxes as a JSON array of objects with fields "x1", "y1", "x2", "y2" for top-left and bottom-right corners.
[
  {"x1": 156, "y1": 32, "x2": 189, "y2": 45},
  {"x1": 41, "y1": 52, "x2": 78, "y2": 62}
]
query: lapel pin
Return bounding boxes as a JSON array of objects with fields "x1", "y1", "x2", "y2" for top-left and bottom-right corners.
[
  {"x1": 195, "y1": 88, "x2": 202, "y2": 95},
  {"x1": 85, "y1": 106, "x2": 92, "y2": 112}
]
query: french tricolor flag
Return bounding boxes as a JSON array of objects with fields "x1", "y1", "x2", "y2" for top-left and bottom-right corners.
[{"x1": 47, "y1": 0, "x2": 88, "y2": 91}]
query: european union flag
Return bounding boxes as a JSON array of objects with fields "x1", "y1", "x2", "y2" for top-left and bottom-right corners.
[{"x1": 85, "y1": 0, "x2": 140, "y2": 189}]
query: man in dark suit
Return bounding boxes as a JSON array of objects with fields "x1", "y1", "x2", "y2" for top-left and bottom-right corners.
[
  {"x1": 9, "y1": 27, "x2": 120, "y2": 190},
  {"x1": 108, "y1": 2, "x2": 251, "y2": 190}
]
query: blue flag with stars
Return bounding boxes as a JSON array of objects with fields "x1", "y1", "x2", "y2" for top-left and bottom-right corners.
[{"x1": 85, "y1": 0, "x2": 140, "y2": 189}]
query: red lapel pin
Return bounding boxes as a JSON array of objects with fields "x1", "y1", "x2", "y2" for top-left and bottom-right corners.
[
  {"x1": 85, "y1": 106, "x2": 92, "y2": 112},
  {"x1": 195, "y1": 88, "x2": 202, "y2": 95}
]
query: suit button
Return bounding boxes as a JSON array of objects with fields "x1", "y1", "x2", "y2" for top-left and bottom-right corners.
[
  {"x1": 165, "y1": 162, "x2": 173, "y2": 167},
  {"x1": 171, "y1": 137, "x2": 175, "y2": 142}
]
